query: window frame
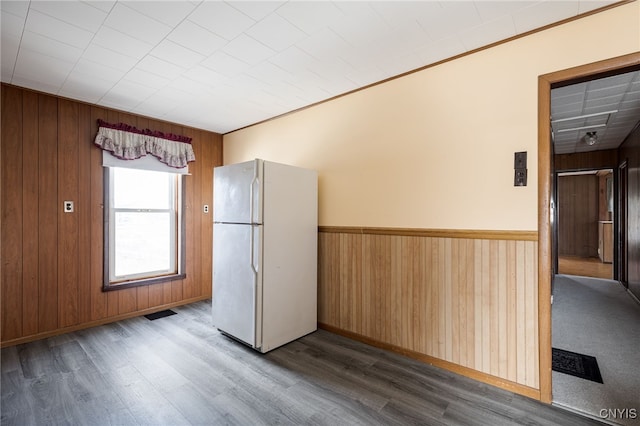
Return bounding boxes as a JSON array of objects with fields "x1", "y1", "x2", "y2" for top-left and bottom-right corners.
[{"x1": 102, "y1": 167, "x2": 186, "y2": 292}]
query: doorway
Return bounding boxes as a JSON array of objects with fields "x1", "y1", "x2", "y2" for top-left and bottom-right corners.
[
  {"x1": 537, "y1": 52, "x2": 640, "y2": 407},
  {"x1": 556, "y1": 169, "x2": 614, "y2": 280},
  {"x1": 546, "y1": 61, "x2": 640, "y2": 424}
]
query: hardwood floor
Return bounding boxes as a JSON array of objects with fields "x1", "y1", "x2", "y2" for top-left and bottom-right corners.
[
  {"x1": 1, "y1": 300, "x2": 604, "y2": 425},
  {"x1": 558, "y1": 256, "x2": 613, "y2": 280}
]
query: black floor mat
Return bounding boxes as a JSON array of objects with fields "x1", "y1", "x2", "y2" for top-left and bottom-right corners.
[
  {"x1": 144, "y1": 309, "x2": 177, "y2": 321},
  {"x1": 552, "y1": 347, "x2": 603, "y2": 383}
]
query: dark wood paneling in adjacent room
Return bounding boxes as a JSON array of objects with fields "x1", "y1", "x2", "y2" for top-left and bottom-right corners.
[
  {"x1": 557, "y1": 174, "x2": 599, "y2": 258},
  {"x1": 1, "y1": 84, "x2": 223, "y2": 346},
  {"x1": 554, "y1": 149, "x2": 618, "y2": 171},
  {"x1": 619, "y1": 123, "x2": 640, "y2": 300}
]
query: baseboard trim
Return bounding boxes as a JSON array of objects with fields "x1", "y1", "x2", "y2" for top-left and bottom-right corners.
[
  {"x1": 318, "y1": 226, "x2": 538, "y2": 241},
  {"x1": 318, "y1": 322, "x2": 541, "y2": 401},
  {"x1": 0, "y1": 295, "x2": 211, "y2": 348}
]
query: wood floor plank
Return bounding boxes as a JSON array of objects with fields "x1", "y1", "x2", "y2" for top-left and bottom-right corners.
[
  {"x1": 104, "y1": 365, "x2": 192, "y2": 426},
  {"x1": 1, "y1": 371, "x2": 35, "y2": 425},
  {"x1": 161, "y1": 382, "x2": 233, "y2": 426},
  {"x1": 1, "y1": 300, "x2": 605, "y2": 426}
]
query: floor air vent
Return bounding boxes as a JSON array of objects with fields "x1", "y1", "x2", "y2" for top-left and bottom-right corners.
[{"x1": 144, "y1": 310, "x2": 177, "y2": 321}]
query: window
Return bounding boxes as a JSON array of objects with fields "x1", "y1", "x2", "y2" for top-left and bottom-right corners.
[{"x1": 104, "y1": 167, "x2": 185, "y2": 290}]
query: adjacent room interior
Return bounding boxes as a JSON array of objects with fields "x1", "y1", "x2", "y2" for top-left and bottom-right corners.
[{"x1": 548, "y1": 67, "x2": 640, "y2": 425}]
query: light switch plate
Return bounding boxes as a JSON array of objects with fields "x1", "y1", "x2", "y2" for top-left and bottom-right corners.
[{"x1": 514, "y1": 151, "x2": 527, "y2": 169}]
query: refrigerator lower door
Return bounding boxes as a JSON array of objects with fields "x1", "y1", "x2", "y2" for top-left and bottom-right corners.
[{"x1": 212, "y1": 223, "x2": 262, "y2": 347}]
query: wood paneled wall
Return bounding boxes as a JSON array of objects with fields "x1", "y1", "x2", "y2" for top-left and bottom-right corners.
[
  {"x1": 619, "y1": 123, "x2": 640, "y2": 300},
  {"x1": 318, "y1": 227, "x2": 539, "y2": 394},
  {"x1": 598, "y1": 171, "x2": 613, "y2": 221},
  {"x1": 1, "y1": 84, "x2": 222, "y2": 346},
  {"x1": 557, "y1": 174, "x2": 599, "y2": 258},
  {"x1": 554, "y1": 149, "x2": 618, "y2": 171}
]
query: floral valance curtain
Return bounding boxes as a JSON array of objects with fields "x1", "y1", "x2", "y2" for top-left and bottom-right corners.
[{"x1": 94, "y1": 119, "x2": 196, "y2": 169}]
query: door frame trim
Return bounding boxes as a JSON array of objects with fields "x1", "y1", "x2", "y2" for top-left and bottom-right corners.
[
  {"x1": 537, "y1": 51, "x2": 640, "y2": 403},
  {"x1": 618, "y1": 160, "x2": 629, "y2": 287}
]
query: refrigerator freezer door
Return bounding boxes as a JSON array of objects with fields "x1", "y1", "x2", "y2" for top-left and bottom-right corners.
[
  {"x1": 212, "y1": 223, "x2": 262, "y2": 347},
  {"x1": 213, "y1": 159, "x2": 263, "y2": 224}
]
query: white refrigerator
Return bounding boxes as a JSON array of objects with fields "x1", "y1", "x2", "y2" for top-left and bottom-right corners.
[{"x1": 212, "y1": 159, "x2": 318, "y2": 353}]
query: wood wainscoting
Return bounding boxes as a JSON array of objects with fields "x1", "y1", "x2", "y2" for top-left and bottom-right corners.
[
  {"x1": 318, "y1": 226, "x2": 540, "y2": 399},
  {"x1": 1, "y1": 84, "x2": 222, "y2": 347}
]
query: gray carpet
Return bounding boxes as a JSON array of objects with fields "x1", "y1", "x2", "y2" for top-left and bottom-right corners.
[{"x1": 552, "y1": 275, "x2": 640, "y2": 426}]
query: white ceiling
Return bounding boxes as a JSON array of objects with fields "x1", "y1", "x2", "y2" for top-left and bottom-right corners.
[
  {"x1": 551, "y1": 70, "x2": 640, "y2": 155},
  {"x1": 0, "y1": 0, "x2": 626, "y2": 135}
]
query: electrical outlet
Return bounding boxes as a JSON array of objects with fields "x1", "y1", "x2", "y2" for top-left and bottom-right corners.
[
  {"x1": 203, "y1": 205, "x2": 209, "y2": 213},
  {"x1": 64, "y1": 201, "x2": 74, "y2": 213},
  {"x1": 514, "y1": 169, "x2": 527, "y2": 186}
]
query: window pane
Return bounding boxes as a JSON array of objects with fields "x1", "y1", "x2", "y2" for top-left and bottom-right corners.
[
  {"x1": 114, "y1": 211, "x2": 173, "y2": 277},
  {"x1": 113, "y1": 168, "x2": 172, "y2": 209}
]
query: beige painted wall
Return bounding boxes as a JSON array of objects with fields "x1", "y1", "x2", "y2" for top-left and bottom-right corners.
[{"x1": 223, "y1": 3, "x2": 639, "y2": 230}]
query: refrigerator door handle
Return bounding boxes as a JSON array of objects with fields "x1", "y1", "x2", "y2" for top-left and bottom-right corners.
[
  {"x1": 250, "y1": 225, "x2": 259, "y2": 346},
  {"x1": 250, "y1": 225, "x2": 259, "y2": 274},
  {"x1": 250, "y1": 159, "x2": 261, "y2": 224},
  {"x1": 250, "y1": 176, "x2": 257, "y2": 225}
]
